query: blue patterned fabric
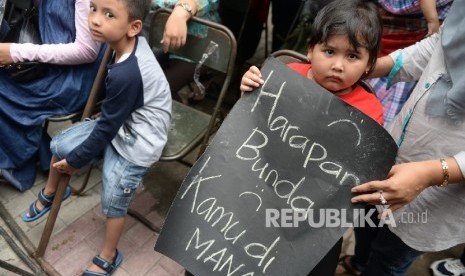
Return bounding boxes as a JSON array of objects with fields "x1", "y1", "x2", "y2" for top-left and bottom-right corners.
[
  {"x1": 368, "y1": 0, "x2": 453, "y2": 125},
  {"x1": 367, "y1": 77, "x2": 415, "y2": 125},
  {"x1": 378, "y1": 0, "x2": 452, "y2": 19},
  {"x1": 0, "y1": 0, "x2": 103, "y2": 191}
]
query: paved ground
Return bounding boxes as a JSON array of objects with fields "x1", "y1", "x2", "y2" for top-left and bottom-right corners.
[
  {"x1": 2, "y1": 161, "x2": 464, "y2": 276},
  {"x1": 0, "y1": 158, "x2": 190, "y2": 276}
]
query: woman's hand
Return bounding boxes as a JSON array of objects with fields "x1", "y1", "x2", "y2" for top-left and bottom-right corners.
[
  {"x1": 0, "y1": 43, "x2": 14, "y2": 65},
  {"x1": 53, "y1": 159, "x2": 78, "y2": 176},
  {"x1": 240, "y1": 66, "x2": 264, "y2": 95},
  {"x1": 420, "y1": 0, "x2": 441, "y2": 37},
  {"x1": 351, "y1": 161, "x2": 436, "y2": 212},
  {"x1": 160, "y1": 8, "x2": 191, "y2": 52},
  {"x1": 425, "y1": 18, "x2": 440, "y2": 37}
]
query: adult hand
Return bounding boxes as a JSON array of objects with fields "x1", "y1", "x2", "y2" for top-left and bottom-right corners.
[
  {"x1": 160, "y1": 9, "x2": 190, "y2": 53},
  {"x1": 351, "y1": 161, "x2": 435, "y2": 212},
  {"x1": 425, "y1": 19, "x2": 440, "y2": 36},
  {"x1": 240, "y1": 66, "x2": 264, "y2": 95},
  {"x1": 53, "y1": 159, "x2": 78, "y2": 176},
  {"x1": 0, "y1": 43, "x2": 14, "y2": 65}
]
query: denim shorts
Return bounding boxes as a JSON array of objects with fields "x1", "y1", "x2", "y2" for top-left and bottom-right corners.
[{"x1": 51, "y1": 119, "x2": 149, "y2": 217}]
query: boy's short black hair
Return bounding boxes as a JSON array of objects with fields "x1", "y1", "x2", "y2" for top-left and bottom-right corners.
[
  {"x1": 308, "y1": 0, "x2": 382, "y2": 74},
  {"x1": 123, "y1": 0, "x2": 151, "y2": 22}
]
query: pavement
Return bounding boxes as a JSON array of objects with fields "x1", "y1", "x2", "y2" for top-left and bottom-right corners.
[
  {"x1": 0, "y1": 157, "x2": 190, "y2": 276},
  {"x1": 2, "y1": 158, "x2": 464, "y2": 276}
]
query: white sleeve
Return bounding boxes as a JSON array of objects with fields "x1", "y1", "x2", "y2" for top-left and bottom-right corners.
[
  {"x1": 454, "y1": 152, "x2": 465, "y2": 180},
  {"x1": 9, "y1": 0, "x2": 101, "y2": 64},
  {"x1": 388, "y1": 27, "x2": 440, "y2": 83}
]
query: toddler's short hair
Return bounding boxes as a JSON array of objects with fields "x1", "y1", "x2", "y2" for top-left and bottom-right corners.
[{"x1": 309, "y1": 0, "x2": 382, "y2": 74}]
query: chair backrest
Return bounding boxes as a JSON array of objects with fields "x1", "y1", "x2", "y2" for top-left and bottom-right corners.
[
  {"x1": 44, "y1": 46, "x2": 112, "y2": 135},
  {"x1": 271, "y1": 49, "x2": 375, "y2": 94},
  {"x1": 149, "y1": 8, "x2": 237, "y2": 160},
  {"x1": 149, "y1": 8, "x2": 236, "y2": 74},
  {"x1": 271, "y1": 49, "x2": 308, "y2": 63}
]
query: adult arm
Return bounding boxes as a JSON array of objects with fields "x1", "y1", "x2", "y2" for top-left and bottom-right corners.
[
  {"x1": 420, "y1": 0, "x2": 440, "y2": 36},
  {"x1": 65, "y1": 62, "x2": 143, "y2": 169},
  {"x1": 8, "y1": 0, "x2": 100, "y2": 64},
  {"x1": 368, "y1": 29, "x2": 440, "y2": 81},
  {"x1": 158, "y1": 0, "x2": 199, "y2": 52},
  {"x1": 351, "y1": 153, "x2": 465, "y2": 212},
  {"x1": 366, "y1": 55, "x2": 394, "y2": 79}
]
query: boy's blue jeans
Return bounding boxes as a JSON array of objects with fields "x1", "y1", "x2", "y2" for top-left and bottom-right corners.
[
  {"x1": 352, "y1": 206, "x2": 423, "y2": 276},
  {"x1": 50, "y1": 119, "x2": 149, "y2": 218}
]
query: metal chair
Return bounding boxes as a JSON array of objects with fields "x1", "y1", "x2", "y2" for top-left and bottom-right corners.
[
  {"x1": 271, "y1": 49, "x2": 375, "y2": 93},
  {"x1": 34, "y1": 46, "x2": 112, "y2": 258},
  {"x1": 149, "y1": 8, "x2": 237, "y2": 162},
  {"x1": 271, "y1": 49, "x2": 308, "y2": 63},
  {"x1": 35, "y1": 10, "x2": 237, "y2": 256}
]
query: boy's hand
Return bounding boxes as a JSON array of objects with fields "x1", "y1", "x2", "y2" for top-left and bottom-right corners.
[
  {"x1": 425, "y1": 18, "x2": 440, "y2": 36},
  {"x1": 53, "y1": 159, "x2": 78, "y2": 176},
  {"x1": 91, "y1": 112, "x2": 101, "y2": 120},
  {"x1": 240, "y1": 66, "x2": 264, "y2": 95}
]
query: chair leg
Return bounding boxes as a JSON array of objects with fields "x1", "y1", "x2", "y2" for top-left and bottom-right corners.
[
  {"x1": 35, "y1": 174, "x2": 71, "y2": 258},
  {"x1": 127, "y1": 208, "x2": 161, "y2": 233},
  {"x1": 70, "y1": 165, "x2": 93, "y2": 195}
]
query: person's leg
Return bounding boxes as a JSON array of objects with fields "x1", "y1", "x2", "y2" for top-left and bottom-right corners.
[
  {"x1": 87, "y1": 217, "x2": 126, "y2": 274},
  {"x1": 361, "y1": 226, "x2": 423, "y2": 276},
  {"x1": 85, "y1": 144, "x2": 148, "y2": 274},
  {"x1": 23, "y1": 120, "x2": 97, "y2": 220},
  {"x1": 308, "y1": 237, "x2": 342, "y2": 276},
  {"x1": 350, "y1": 205, "x2": 380, "y2": 271},
  {"x1": 271, "y1": 0, "x2": 302, "y2": 51},
  {"x1": 42, "y1": 156, "x2": 63, "y2": 194},
  {"x1": 43, "y1": 120, "x2": 97, "y2": 196},
  {"x1": 163, "y1": 59, "x2": 197, "y2": 102},
  {"x1": 335, "y1": 205, "x2": 380, "y2": 274},
  {"x1": 24, "y1": 156, "x2": 66, "y2": 215}
]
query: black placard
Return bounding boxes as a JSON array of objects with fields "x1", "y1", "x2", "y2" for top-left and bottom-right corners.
[{"x1": 155, "y1": 57, "x2": 397, "y2": 276}]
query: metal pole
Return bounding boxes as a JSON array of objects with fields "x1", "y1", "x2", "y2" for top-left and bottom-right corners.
[
  {"x1": 0, "y1": 226, "x2": 37, "y2": 275},
  {"x1": 0, "y1": 200, "x2": 59, "y2": 275}
]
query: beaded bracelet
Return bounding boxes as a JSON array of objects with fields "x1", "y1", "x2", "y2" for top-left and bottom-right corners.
[{"x1": 439, "y1": 158, "x2": 449, "y2": 187}]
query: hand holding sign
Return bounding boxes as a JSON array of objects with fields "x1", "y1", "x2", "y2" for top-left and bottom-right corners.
[{"x1": 155, "y1": 57, "x2": 397, "y2": 276}]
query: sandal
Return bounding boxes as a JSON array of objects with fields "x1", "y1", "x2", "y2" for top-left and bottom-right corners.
[
  {"x1": 82, "y1": 249, "x2": 123, "y2": 276},
  {"x1": 22, "y1": 186, "x2": 71, "y2": 222},
  {"x1": 335, "y1": 255, "x2": 361, "y2": 275}
]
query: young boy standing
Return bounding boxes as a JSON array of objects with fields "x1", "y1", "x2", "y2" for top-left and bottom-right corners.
[{"x1": 22, "y1": 0, "x2": 171, "y2": 274}]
